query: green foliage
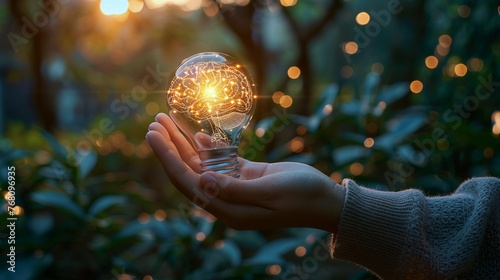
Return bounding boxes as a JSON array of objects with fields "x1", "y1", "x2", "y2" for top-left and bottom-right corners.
[
  {"x1": 0, "y1": 130, "x2": 337, "y2": 279},
  {"x1": 1, "y1": 0, "x2": 498, "y2": 279}
]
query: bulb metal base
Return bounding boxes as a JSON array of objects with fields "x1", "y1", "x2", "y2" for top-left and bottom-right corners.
[{"x1": 199, "y1": 147, "x2": 240, "y2": 178}]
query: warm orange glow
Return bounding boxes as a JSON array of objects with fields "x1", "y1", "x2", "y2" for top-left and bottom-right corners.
[
  {"x1": 272, "y1": 91, "x2": 284, "y2": 104},
  {"x1": 341, "y1": 66, "x2": 353, "y2": 78},
  {"x1": 425, "y1": 56, "x2": 439, "y2": 69},
  {"x1": 279, "y1": 95, "x2": 293, "y2": 108},
  {"x1": 410, "y1": 80, "x2": 423, "y2": 94},
  {"x1": 356, "y1": 12, "x2": 370, "y2": 25},
  {"x1": 296, "y1": 125, "x2": 307, "y2": 135},
  {"x1": 457, "y1": 5, "x2": 470, "y2": 18},
  {"x1": 289, "y1": 137, "x2": 304, "y2": 153},
  {"x1": 138, "y1": 212, "x2": 150, "y2": 224},
  {"x1": 100, "y1": 0, "x2": 128, "y2": 15},
  {"x1": 323, "y1": 104, "x2": 333, "y2": 115},
  {"x1": 145, "y1": 0, "x2": 169, "y2": 9},
  {"x1": 143, "y1": 276, "x2": 153, "y2": 280},
  {"x1": 287, "y1": 66, "x2": 301, "y2": 79},
  {"x1": 295, "y1": 246, "x2": 307, "y2": 257},
  {"x1": 344, "y1": 42, "x2": 358, "y2": 54},
  {"x1": 154, "y1": 209, "x2": 167, "y2": 221},
  {"x1": 439, "y1": 35, "x2": 452, "y2": 48},
  {"x1": 371, "y1": 62, "x2": 384, "y2": 74},
  {"x1": 280, "y1": 0, "x2": 297, "y2": 7},
  {"x1": 468, "y1": 58, "x2": 484, "y2": 72},
  {"x1": 266, "y1": 264, "x2": 282, "y2": 275},
  {"x1": 329, "y1": 172, "x2": 342, "y2": 183},
  {"x1": 484, "y1": 147, "x2": 494, "y2": 158},
  {"x1": 195, "y1": 232, "x2": 206, "y2": 241},
  {"x1": 129, "y1": 0, "x2": 144, "y2": 13},
  {"x1": 492, "y1": 111, "x2": 500, "y2": 123},
  {"x1": 255, "y1": 128, "x2": 265, "y2": 137},
  {"x1": 349, "y1": 162, "x2": 364, "y2": 176},
  {"x1": 436, "y1": 44, "x2": 450, "y2": 56},
  {"x1": 364, "y1": 137, "x2": 375, "y2": 148},
  {"x1": 493, "y1": 125, "x2": 500, "y2": 135},
  {"x1": 454, "y1": 63, "x2": 467, "y2": 77}
]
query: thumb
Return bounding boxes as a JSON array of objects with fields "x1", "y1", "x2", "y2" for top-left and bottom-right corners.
[{"x1": 199, "y1": 172, "x2": 266, "y2": 205}]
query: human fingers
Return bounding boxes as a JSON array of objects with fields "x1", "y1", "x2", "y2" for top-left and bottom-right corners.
[
  {"x1": 155, "y1": 113, "x2": 201, "y2": 173},
  {"x1": 148, "y1": 122, "x2": 181, "y2": 157},
  {"x1": 199, "y1": 171, "x2": 278, "y2": 208},
  {"x1": 146, "y1": 130, "x2": 203, "y2": 202}
]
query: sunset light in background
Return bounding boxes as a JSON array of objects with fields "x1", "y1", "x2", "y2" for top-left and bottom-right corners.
[{"x1": 99, "y1": 0, "x2": 251, "y2": 16}]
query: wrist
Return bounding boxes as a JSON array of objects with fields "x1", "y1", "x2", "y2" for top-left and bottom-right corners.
[{"x1": 324, "y1": 181, "x2": 346, "y2": 233}]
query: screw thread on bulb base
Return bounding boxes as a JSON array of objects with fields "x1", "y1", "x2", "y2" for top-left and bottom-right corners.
[{"x1": 199, "y1": 147, "x2": 239, "y2": 178}]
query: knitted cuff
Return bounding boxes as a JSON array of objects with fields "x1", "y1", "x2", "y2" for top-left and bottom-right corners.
[{"x1": 331, "y1": 179, "x2": 422, "y2": 279}]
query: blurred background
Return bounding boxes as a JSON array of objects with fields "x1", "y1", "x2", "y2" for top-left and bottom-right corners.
[{"x1": 0, "y1": 0, "x2": 499, "y2": 279}]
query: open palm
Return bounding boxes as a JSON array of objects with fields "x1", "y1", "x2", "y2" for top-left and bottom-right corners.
[{"x1": 146, "y1": 113, "x2": 345, "y2": 232}]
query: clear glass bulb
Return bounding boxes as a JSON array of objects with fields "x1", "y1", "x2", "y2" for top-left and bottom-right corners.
[{"x1": 166, "y1": 52, "x2": 256, "y2": 177}]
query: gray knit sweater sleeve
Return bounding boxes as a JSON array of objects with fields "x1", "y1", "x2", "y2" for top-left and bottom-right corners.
[{"x1": 331, "y1": 177, "x2": 500, "y2": 279}]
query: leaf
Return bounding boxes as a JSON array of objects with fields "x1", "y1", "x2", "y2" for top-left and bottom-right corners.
[
  {"x1": 41, "y1": 130, "x2": 68, "y2": 159},
  {"x1": 339, "y1": 100, "x2": 362, "y2": 116},
  {"x1": 192, "y1": 215, "x2": 214, "y2": 236},
  {"x1": 115, "y1": 219, "x2": 171, "y2": 240},
  {"x1": 386, "y1": 113, "x2": 427, "y2": 139},
  {"x1": 332, "y1": 145, "x2": 370, "y2": 166},
  {"x1": 376, "y1": 82, "x2": 410, "y2": 106},
  {"x1": 218, "y1": 239, "x2": 241, "y2": 267},
  {"x1": 247, "y1": 238, "x2": 303, "y2": 265},
  {"x1": 31, "y1": 191, "x2": 85, "y2": 219},
  {"x1": 314, "y1": 84, "x2": 339, "y2": 118},
  {"x1": 362, "y1": 73, "x2": 380, "y2": 114},
  {"x1": 29, "y1": 213, "x2": 55, "y2": 236},
  {"x1": 226, "y1": 229, "x2": 266, "y2": 250},
  {"x1": 87, "y1": 195, "x2": 127, "y2": 216},
  {"x1": 78, "y1": 151, "x2": 98, "y2": 179}
]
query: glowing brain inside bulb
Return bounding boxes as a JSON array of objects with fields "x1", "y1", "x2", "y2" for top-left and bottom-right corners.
[{"x1": 166, "y1": 52, "x2": 256, "y2": 177}]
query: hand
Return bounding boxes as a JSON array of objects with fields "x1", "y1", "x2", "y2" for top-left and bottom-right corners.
[{"x1": 146, "y1": 113, "x2": 346, "y2": 233}]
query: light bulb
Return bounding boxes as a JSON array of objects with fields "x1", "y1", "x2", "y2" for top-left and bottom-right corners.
[{"x1": 166, "y1": 52, "x2": 256, "y2": 177}]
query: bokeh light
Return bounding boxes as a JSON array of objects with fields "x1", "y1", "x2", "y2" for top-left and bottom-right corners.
[
  {"x1": 454, "y1": 63, "x2": 467, "y2": 77},
  {"x1": 289, "y1": 137, "x2": 304, "y2": 153},
  {"x1": 355, "y1": 12, "x2": 370, "y2": 25},
  {"x1": 295, "y1": 246, "x2": 307, "y2": 257},
  {"x1": 468, "y1": 58, "x2": 484, "y2": 72},
  {"x1": 129, "y1": 0, "x2": 144, "y2": 13},
  {"x1": 457, "y1": 5, "x2": 471, "y2": 18},
  {"x1": 287, "y1": 66, "x2": 301, "y2": 79},
  {"x1": 425, "y1": 56, "x2": 438, "y2": 69},
  {"x1": 364, "y1": 137, "x2": 374, "y2": 148},
  {"x1": 371, "y1": 63, "x2": 384, "y2": 75},
  {"x1": 349, "y1": 162, "x2": 364, "y2": 176},
  {"x1": 280, "y1": 0, "x2": 297, "y2": 7},
  {"x1": 272, "y1": 91, "x2": 285, "y2": 104},
  {"x1": 344, "y1": 42, "x2": 358, "y2": 55},
  {"x1": 410, "y1": 80, "x2": 423, "y2": 94},
  {"x1": 341, "y1": 66, "x2": 353, "y2": 78},
  {"x1": 279, "y1": 95, "x2": 293, "y2": 108},
  {"x1": 100, "y1": 0, "x2": 128, "y2": 15},
  {"x1": 266, "y1": 264, "x2": 282, "y2": 275}
]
